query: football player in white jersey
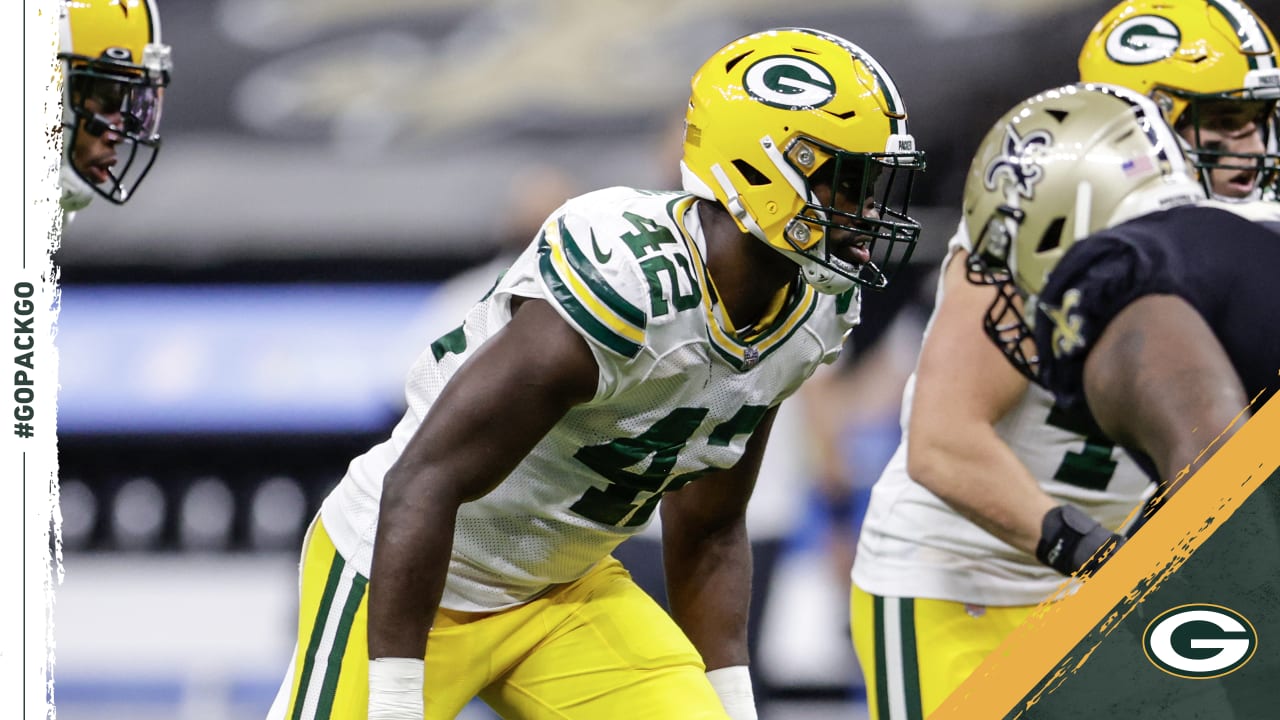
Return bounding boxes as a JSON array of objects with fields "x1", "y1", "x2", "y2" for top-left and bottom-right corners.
[
  {"x1": 965, "y1": 83, "x2": 1280, "y2": 720},
  {"x1": 850, "y1": 2, "x2": 1279, "y2": 718},
  {"x1": 267, "y1": 27, "x2": 926, "y2": 720},
  {"x1": 964, "y1": 83, "x2": 1280, "y2": 483},
  {"x1": 57, "y1": 0, "x2": 172, "y2": 216}
]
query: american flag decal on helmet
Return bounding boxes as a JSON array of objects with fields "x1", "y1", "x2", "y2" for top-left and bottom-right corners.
[{"x1": 1122, "y1": 155, "x2": 1155, "y2": 177}]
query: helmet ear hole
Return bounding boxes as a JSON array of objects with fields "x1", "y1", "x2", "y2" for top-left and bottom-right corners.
[
  {"x1": 1036, "y1": 216, "x2": 1066, "y2": 253},
  {"x1": 732, "y1": 159, "x2": 772, "y2": 186}
]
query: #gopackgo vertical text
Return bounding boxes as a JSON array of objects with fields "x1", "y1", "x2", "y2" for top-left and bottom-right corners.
[{"x1": 9, "y1": 1, "x2": 64, "y2": 719}]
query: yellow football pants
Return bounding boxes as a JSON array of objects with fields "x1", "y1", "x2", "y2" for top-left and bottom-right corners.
[
  {"x1": 851, "y1": 584, "x2": 1035, "y2": 720},
  {"x1": 271, "y1": 517, "x2": 730, "y2": 719}
]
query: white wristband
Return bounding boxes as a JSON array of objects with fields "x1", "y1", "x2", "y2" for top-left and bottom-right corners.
[
  {"x1": 706, "y1": 665, "x2": 757, "y2": 720},
  {"x1": 368, "y1": 657, "x2": 424, "y2": 720}
]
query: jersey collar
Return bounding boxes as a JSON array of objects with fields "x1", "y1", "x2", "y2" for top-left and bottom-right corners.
[{"x1": 669, "y1": 195, "x2": 818, "y2": 371}]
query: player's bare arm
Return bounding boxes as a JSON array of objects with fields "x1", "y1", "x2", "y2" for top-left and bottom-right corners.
[
  {"x1": 907, "y1": 251, "x2": 1056, "y2": 555},
  {"x1": 1082, "y1": 294, "x2": 1250, "y2": 487},
  {"x1": 661, "y1": 404, "x2": 778, "y2": 672},
  {"x1": 368, "y1": 297, "x2": 599, "y2": 662}
]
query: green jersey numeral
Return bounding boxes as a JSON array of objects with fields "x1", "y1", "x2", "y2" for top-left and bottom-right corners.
[
  {"x1": 1046, "y1": 404, "x2": 1118, "y2": 491},
  {"x1": 569, "y1": 404, "x2": 769, "y2": 526},
  {"x1": 640, "y1": 255, "x2": 701, "y2": 316},
  {"x1": 620, "y1": 212, "x2": 701, "y2": 318}
]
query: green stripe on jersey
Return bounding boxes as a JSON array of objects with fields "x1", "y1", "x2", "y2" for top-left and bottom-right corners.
[
  {"x1": 292, "y1": 553, "x2": 345, "y2": 720},
  {"x1": 871, "y1": 595, "x2": 924, "y2": 720},
  {"x1": 874, "y1": 595, "x2": 891, "y2": 720},
  {"x1": 899, "y1": 598, "x2": 924, "y2": 720},
  {"x1": 558, "y1": 219, "x2": 646, "y2": 329},
  {"x1": 291, "y1": 552, "x2": 369, "y2": 720},
  {"x1": 538, "y1": 233, "x2": 643, "y2": 358},
  {"x1": 313, "y1": 573, "x2": 368, "y2": 719}
]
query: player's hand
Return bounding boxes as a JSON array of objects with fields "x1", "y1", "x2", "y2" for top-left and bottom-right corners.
[{"x1": 1035, "y1": 504, "x2": 1124, "y2": 577}]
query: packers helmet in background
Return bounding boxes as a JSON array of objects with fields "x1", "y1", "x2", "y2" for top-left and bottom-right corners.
[
  {"x1": 962, "y1": 83, "x2": 1205, "y2": 380},
  {"x1": 1078, "y1": 0, "x2": 1280, "y2": 199},
  {"x1": 59, "y1": 0, "x2": 172, "y2": 208},
  {"x1": 681, "y1": 27, "x2": 926, "y2": 294}
]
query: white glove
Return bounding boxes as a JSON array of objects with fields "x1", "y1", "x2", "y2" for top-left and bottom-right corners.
[
  {"x1": 368, "y1": 657, "x2": 424, "y2": 720},
  {"x1": 706, "y1": 665, "x2": 757, "y2": 720}
]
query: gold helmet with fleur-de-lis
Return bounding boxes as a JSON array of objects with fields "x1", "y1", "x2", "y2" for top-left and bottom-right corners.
[{"x1": 962, "y1": 83, "x2": 1205, "y2": 380}]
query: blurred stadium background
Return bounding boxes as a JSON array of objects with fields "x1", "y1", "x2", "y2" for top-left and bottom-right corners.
[{"x1": 53, "y1": 0, "x2": 1275, "y2": 718}]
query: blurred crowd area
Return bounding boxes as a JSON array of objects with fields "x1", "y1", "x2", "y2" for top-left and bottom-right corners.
[{"x1": 48, "y1": 1, "x2": 1277, "y2": 719}]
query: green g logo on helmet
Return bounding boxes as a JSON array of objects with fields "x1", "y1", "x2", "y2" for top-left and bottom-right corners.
[
  {"x1": 743, "y1": 55, "x2": 836, "y2": 109},
  {"x1": 1106, "y1": 15, "x2": 1181, "y2": 65}
]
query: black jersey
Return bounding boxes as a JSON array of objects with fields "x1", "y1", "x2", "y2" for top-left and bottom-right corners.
[{"x1": 1034, "y1": 202, "x2": 1280, "y2": 413}]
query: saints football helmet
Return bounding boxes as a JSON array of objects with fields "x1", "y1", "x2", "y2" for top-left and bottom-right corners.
[
  {"x1": 681, "y1": 27, "x2": 926, "y2": 294},
  {"x1": 963, "y1": 83, "x2": 1205, "y2": 381},
  {"x1": 1078, "y1": 0, "x2": 1280, "y2": 199},
  {"x1": 59, "y1": 0, "x2": 172, "y2": 207}
]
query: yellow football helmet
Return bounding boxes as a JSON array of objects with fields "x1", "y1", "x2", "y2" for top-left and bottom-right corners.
[
  {"x1": 59, "y1": 0, "x2": 172, "y2": 207},
  {"x1": 681, "y1": 28, "x2": 926, "y2": 293},
  {"x1": 1078, "y1": 0, "x2": 1280, "y2": 199},
  {"x1": 963, "y1": 83, "x2": 1205, "y2": 380}
]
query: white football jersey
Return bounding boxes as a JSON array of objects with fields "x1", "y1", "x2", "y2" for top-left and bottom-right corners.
[
  {"x1": 852, "y1": 220, "x2": 1154, "y2": 606},
  {"x1": 322, "y1": 187, "x2": 860, "y2": 611}
]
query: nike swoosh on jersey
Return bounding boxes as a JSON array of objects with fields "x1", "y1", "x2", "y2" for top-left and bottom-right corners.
[{"x1": 590, "y1": 231, "x2": 613, "y2": 263}]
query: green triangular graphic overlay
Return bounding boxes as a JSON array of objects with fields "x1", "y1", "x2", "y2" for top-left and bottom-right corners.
[{"x1": 1010, "y1": 468, "x2": 1280, "y2": 719}]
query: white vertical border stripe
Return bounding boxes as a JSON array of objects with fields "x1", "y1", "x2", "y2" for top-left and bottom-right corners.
[{"x1": 9, "y1": 1, "x2": 63, "y2": 719}]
